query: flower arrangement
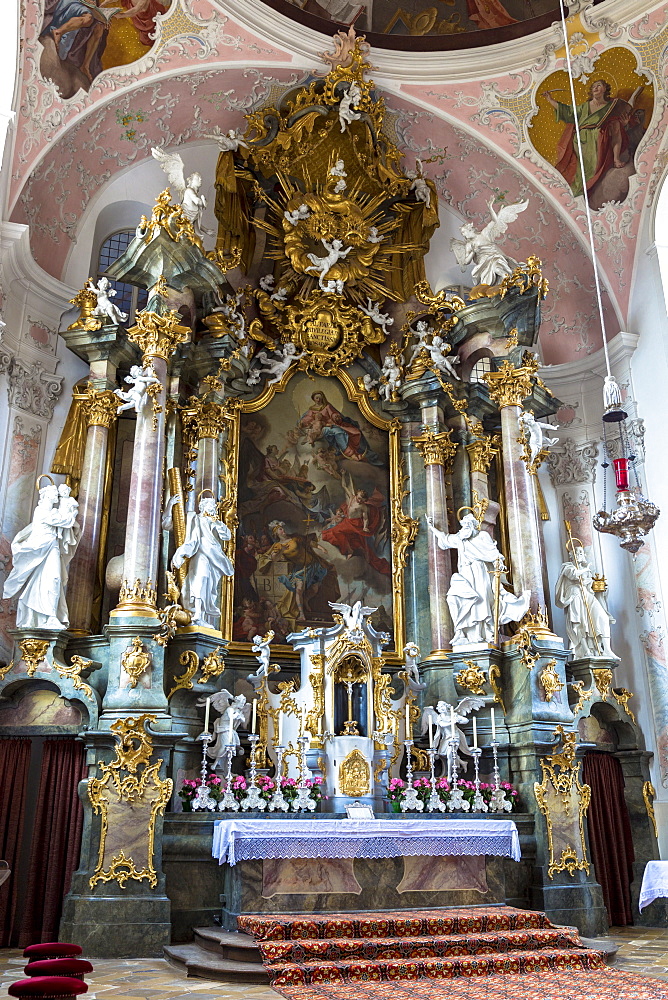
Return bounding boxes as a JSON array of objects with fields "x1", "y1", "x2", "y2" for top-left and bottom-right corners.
[
  {"x1": 178, "y1": 773, "x2": 325, "y2": 811},
  {"x1": 387, "y1": 776, "x2": 519, "y2": 812}
]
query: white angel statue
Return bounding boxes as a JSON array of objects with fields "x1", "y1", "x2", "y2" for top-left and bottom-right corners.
[
  {"x1": 379, "y1": 350, "x2": 403, "y2": 402},
  {"x1": 306, "y1": 238, "x2": 353, "y2": 289},
  {"x1": 360, "y1": 373, "x2": 379, "y2": 394},
  {"x1": 329, "y1": 160, "x2": 347, "y2": 194},
  {"x1": 329, "y1": 600, "x2": 377, "y2": 631},
  {"x1": 86, "y1": 277, "x2": 127, "y2": 325},
  {"x1": 367, "y1": 226, "x2": 384, "y2": 244},
  {"x1": 115, "y1": 364, "x2": 161, "y2": 415},
  {"x1": 406, "y1": 160, "x2": 431, "y2": 209},
  {"x1": 198, "y1": 690, "x2": 251, "y2": 765},
  {"x1": 421, "y1": 697, "x2": 485, "y2": 772},
  {"x1": 247, "y1": 342, "x2": 305, "y2": 387},
  {"x1": 284, "y1": 204, "x2": 310, "y2": 226},
  {"x1": 247, "y1": 630, "x2": 276, "y2": 689},
  {"x1": 151, "y1": 147, "x2": 212, "y2": 237},
  {"x1": 402, "y1": 642, "x2": 426, "y2": 692},
  {"x1": 407, "y1": 319, "x2": 434, "y2": 363},
  {"x1": 339, "y1": 81, "x2": 362, "y2": 132},
  {"x1": 426, "y1": 335, "x2": 460, "y2": 380},
  {"x1": 450, "y1": 199, "x2": 529, "y2": 287},
  {"x1": 360, "y1": 298, "x2": 393, "y2": 336},
  {"x1": 518, "y1": 410, "x2": 559, "y2": 466}
]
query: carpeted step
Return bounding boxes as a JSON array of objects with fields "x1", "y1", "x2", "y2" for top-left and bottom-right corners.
[
  {"x1": 267, "y1": 946, "x2": 607, "y2": 986},
  {"x1": 238, "y1": 905, "x2": 552, "y2": 941},
  {"x1": 258, "y1": 926, "x2": 584, "y2": 964}
]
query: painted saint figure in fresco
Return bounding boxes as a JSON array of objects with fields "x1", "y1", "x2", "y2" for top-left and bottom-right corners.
[
  {"x1": 321, "y1": 472, "x2": 391, "y2": 576},
  {"x1": 543, "y1": 80, "x2": 646, "y2": 209},
  {"x1": 257, "y1": 520, "x2": 340, "y2": 627}
]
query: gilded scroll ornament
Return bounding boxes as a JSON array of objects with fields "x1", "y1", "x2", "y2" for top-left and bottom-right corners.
[
  {"x1": 19, "y1": 638, "x2": 50, "y2": 676},
  {"x1": 592, "y1": 667, "x2": 613, "y2": 700},
  {"x1": 167, "y1": 649, "x2": 199, "y2": 699},
  {"x1": 200, "y1": 647, "x2": 226, "y2": 684},
  {"x1": 643, "y1": 780, "x2": 658, "y2": 839},
  {"x1": 539, "y1": 659, "x2": 564, "y2": 702},
  {"x1": 499, "y1": 256, "x2": 549, "y2": 300},
  {"x1": 0, "y1": 659, "x2": 14, "y2": 681},
  {"x1": 58, "y1": 654, "x2": 94, "y2": 699},
  {"x1": 121, "y1": 637, "x2": 152, "y2": 689},
  {"x1": 613, "y1": 687, "x2": 636, "y2": 724},
  {"x1": 88, "y1": 714, "x2": 172, "y2": 890},
  {"x1": 138, "y1": 189, "x2": 202, "y2": 249},
  {"x1": 339, "y1": 747, "x2": 371, "y2": 797},
  {"x1": 454, "y1": 661, "x2": 487, "y2": 696},
  {"x1": 534, "y1": 726, "x2": 591, "y2": 879},
  {"x1": 488, "y1": 662, "x2": 506, "y2": 715}
]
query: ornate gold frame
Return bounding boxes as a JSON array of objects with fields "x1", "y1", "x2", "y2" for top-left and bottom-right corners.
[
  {"x1": 219, "y1": 366, "x2": 417, "y2": 662},
  {"x1": 534, "y1": 727, "x2": 591, "y2": 879}
]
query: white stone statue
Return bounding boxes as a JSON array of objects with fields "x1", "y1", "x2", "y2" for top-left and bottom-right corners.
[
  {"x1": 403, "y1": 642, "x2": 426, "y2": 692},
  {"x1": 450, "y1": 199, "x2": 529, "y2": 287},
  {"x1": 329, "y1": 160, "x2": 347, "y2": 194},
  {"x1": 379, "y1": 350, "x2": 403, "y2": 402},
  {"x1": 200, "y1": 690, "x2": 251, "y2": 763},
  {"x1": 162, "y1": 495, "x2": 233, "y2": 627},
  {"x1": 518, "y1": 410, "x2": 559, "y2": 466},
  {"x1": 360, "y1": 373, "x2": 378, "y2": 394},
  {"x1": 339, "y1": 81, "x2": 362, "y2": 132},
  {"x1": 321, "y1": 279, "x2": 345, "y2": 295},
  {"x1": 329, "y1": 600, "x2": 377, "y2": 632},
  {"x1": 421, "y1": 697, "x2": 485, "y2": 769},
  {"x1": 406, "y1": 160, "x2": 431, "y2": 209},
  {"x1": 427, "y1": 335, "x2": 460, "y2": 380},
  {"x1": 151, "y1": 146, "x2": 213, "y2": 237},
  {"x1": 359, "y1": 298, "x2": 393, "y2": 336},
  {"x1": 425, "y1": 512, "x2": 530, "y2": 648},
  {"x1": 247, "y1": 630, "x2": 275, "y2": 689},
  {"x1": 86, "y1": 277, "x2": 128, "y2": 325},
  {"x1": 367, "y1": 226, "x2": 384, "y2": 244},
  {"x1": 284, "y1": 204, "x2": 310, "y2": 226},
  {"x1": 2, "y1": 482, "x2": 81, "y2": 629},
  {"x1": 555, "y1": 548, "x2": 617, "y2": 659},
  {"x1": 203, "y1": 127, "x2": 248, "y2": 153},
  {"x1": 305, "y1": 238, "x2": 353, "y2": 289},
  {"x1": 247, "y1": 342, "x2": 305, "y2": 387},
  {"x1": 114, "y1": 364, "x2": 162, "y2": 415},
  {"x1": 407, "y1": 319, "x2": 434, "y2": 363}
]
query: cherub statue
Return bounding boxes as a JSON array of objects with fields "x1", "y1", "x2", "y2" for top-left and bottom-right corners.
[
  {"x1": 518, "y1": 410, "x2": 559, "y2": 466},
  {"x1": 421, "y1": 697, "x2": 485, "y2": 772},
  {"x1": 329, "y1": 600, "x2": 377, "y2": 631},
  {"x1": 85, "y1": 277, "x2": 128, "y2": 325},
  {"x1": 321, "y1": 279, "x2": 345, "y2": 295},
  {"x1": 114, "y1": 364, "x2": 161, "y2": 415},
  {"x1": 360, "y1": 373, "x2": 379, "y2": 394},
  {"x1": 339, "y1": 81, "x2": 362, "y2": 132},
  {"x1": 151, "y1": 147, "x2": 212, "y2": 237},
  {"x1": 379, "y1": 349, "x2": 403, "y2": 402},
  {"x1": 306, "y1": 238, "x2": 353, "y2": 289},
  {"x1": 329, "y1": 160, "x2": 348, "y2": 194},
  {"x1": 426, "y1": 335, "x2": 460, "y2": 380},
  {"x1": 450, "y1": 199, "x2": 529, "y2": 287},
  {"x1": 406, "y1": 160, "x2": 432, "y2": 209},
  {"x1": 198, "y1": 690, "x2": 251, "y2": 765},
  {"x1": 407, "y1": 319, "x2": 435, "y2": 363},
  {"x1": 360, "y1": 298, "x2": 393, "y2": 336},
  {"x1": 284, "y1": 204, "x2": 310, "y2": 226},
  {"x1": 402, "y1": 642, "x2": 426, "y2": 692},
  {"x1": 247, "y1": 630, "x2": 276, "y2": 689},
  {"x1": 203, "y1": 127, "x2": 248, "y2": 152},
  {"x1": 367, "y1": 226, "x2": 384, "y2": 244},
  {"x1": 247, "y1": 342, "x2": 305, "y2": 387}
]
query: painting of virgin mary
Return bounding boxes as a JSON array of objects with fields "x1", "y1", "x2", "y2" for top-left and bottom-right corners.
[{"x1": 300, "y1": 391, "x2": 383, "y2": 466}]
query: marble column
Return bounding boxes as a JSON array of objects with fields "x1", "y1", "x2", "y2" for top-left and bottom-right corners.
[
  {"x1": 67, "y1": 390, "x2": 118, "y2": 634},
  {"x1": 484, "y1": 360, "x2": 547, "y2": 614},
  {"x1": 190, "y1": 401, "x2": 227, "y2": 503},
  {"x1": 413, "y1": 414, "x2": 458, "y2": 657}
]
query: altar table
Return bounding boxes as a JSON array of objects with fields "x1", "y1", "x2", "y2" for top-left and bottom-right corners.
[
  {"x1": 639, "y1": 860, "x2": 668, "y2": 910},
  {"x1": 212, "y1": 818, "x2": 521, "y2": 866}
]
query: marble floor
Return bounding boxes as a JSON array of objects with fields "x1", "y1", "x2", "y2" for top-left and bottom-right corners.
[{"x1": 3, "y1": 927, "x2": 668, "y2": 999}]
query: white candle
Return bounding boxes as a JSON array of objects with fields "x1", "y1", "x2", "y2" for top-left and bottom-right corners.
[
  {"x1": 405, "y1": 702, "x2": 410, "y2": 737},
  {"x1": 450, "y1": 707, "x2": 456, "y2": 738},
  {"x1": 490, "y1": 706, "x2": 496, "y2": 741},
  {"x1": 472, "y1": 715, "x2": 477, "y2": 749},
  {"x1": 301, "y1": 704, "x2": 306, "y2": 734},
  {"x1": 228, "y1": 710, "x2": 234, "y2": 744},
  {"x1": 252, "y1": 699, "x2": 257, "y2": 735},
  {"x1": 204, "y1": 697, "x2": 210, "y2": 734},
  {"x1": 429, "y1": 719, "x2": 433, "y2": 749},
  {"x1": 277, "y1": 710, "x2": 282, "y2": 746}
]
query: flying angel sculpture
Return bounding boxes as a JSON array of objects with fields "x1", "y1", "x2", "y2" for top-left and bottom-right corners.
[
  {"x1": 151, "y1": 146, "x2": 213, "y2": 237},
  {"x1": 421, "y1": 696, "x2": 485, "y2": 772},
  {"x1": 246, "y1": 630, "x2": 276, "y2": 689},
  {"x1": 450, "y1": 199, "x2": 529, "y2": 287}
]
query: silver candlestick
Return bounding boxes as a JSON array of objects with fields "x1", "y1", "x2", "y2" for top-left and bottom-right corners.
[
  {"x1": 293, "y1": 735, "x2": 316, "y2": 812},
  {"x1": 192, "y1": 732, "x2": 217, "y2": 811},
  {"x1": 446, "y1": 735, "x2": 470, "y2": 812},
  {"x1": 470, "y1": 747, "x2": 487, "y2": 812},
  {"x1": 426, "y1": 746, "x2": 446, "y2": 812},
  {"x1": 268, "y1": 745, "x2": 290, "y2": 812},
  {"x1": 218, "y1": 743, "x2": 240, "y2": 812},
  {"x1": 240, "y1": 734, "x2": 266, "y2": 812},
  {"x1": 488, "y1": 739, "x2": 511, "y2": 812},
  {"x1": 401, "y1": 740, "x2": 423, "y2": 812}
]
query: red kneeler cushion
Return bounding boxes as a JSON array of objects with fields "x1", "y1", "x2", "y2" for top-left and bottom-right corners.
[
  {"x1": 8, "y1": 978, "x2": 88, "y2": 998},
  {"x1": 24, "y1": 945, "x2": 83, "y2": 963},
  {"x1": 24, "y1": 961, "x2": 93, "y2": 979}
]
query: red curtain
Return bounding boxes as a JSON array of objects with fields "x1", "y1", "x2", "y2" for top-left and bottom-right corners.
[
  {"x1": 583, "y1": 751, "x2": 635, "y2": 926},
  {"x1": 0, "y1": 738, "x2": 31, "y2": 946},
  {"x1": 18, "y1": 739, "x2": 87, "y2": 946}
]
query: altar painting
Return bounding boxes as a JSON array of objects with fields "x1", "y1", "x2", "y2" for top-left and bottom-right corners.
[{"x1": 231, "y1": 372, "x2": 395, "y2": 649}]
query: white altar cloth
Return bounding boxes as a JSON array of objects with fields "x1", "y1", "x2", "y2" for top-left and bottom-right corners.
[
  {"x1": 639, "y1": 860, "x2": 668, "y2": 910},
  {"x1": 212, "y1": 818, "x2": 521, "y2": 866}
]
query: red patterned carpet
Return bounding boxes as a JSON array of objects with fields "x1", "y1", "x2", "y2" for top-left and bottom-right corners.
[{"x1": 238, "y1": 907, "x2": 668, "y2": 999}]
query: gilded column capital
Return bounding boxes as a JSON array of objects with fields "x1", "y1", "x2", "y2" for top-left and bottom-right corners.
[
  {"x1": 83, "y1": 389, "x2": 118, "y2": 428},
  {"x1": 126, "y1": 309, "x2": 190, "y2": 361},
  {"x1": 413, "y1": 427, "x2": 458, "y2": 469},
  {"x1": 182, "y1": 399, "x2": 227, "y2": 440},
  {"x1": 482, "y1": 360, "x2": 535, "y2": 408},
  {"x1": 466, "y1": 434, "x2": 498, "y2": 474}
]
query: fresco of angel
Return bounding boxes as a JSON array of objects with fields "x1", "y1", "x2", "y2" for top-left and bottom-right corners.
[
  {"x1": 450, "y1": 199, "x2": 529, "y2": 287},
  {"x1": 198, "y1": 690, "x2": 251, "y2": 766},
  {"x1": 151, "y1": 146, "x2": 213, "y2": 237},
  {"x1": 421, "y1": 697, "x2": 485, "y2": 772}
]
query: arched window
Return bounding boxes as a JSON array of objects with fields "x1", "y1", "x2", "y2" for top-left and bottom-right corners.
[
  {"x1": 469, "y1": 356, "x2": 493, "y2": 383},
  {"x1": 97, "y1": 230, "x2": 147, "y2": 323}
]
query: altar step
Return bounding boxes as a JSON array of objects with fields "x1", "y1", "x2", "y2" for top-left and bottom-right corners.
[{"x1": 163, "y1": 928, "x2": 268, "y2": 982}]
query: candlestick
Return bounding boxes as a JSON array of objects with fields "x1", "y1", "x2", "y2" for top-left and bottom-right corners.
[
  {"x1": 426, "y1": 747, "x2": 445, "y2": 812},
  {"x1": 192, "y1": 733, "x2": 217, "y2": 811},
  {"x1": 400, "y1": 741, "x2": 423, "y2": 812},
  {"x1": 268, "y1": 746, "x2": 289, "y2": 812},
  {"x1": 293, "y1": 735, "x2": 316, "y2": 812},
  {"x1": 488, "y1": 739, "x2": 511, "y2": 812},
  {"x1": 446, "y1": 736, "x2": 470, "y2": 813},
  {"x1": 252, "y1": 699, "x2": 257, "y2": 735},
  {"x1": 218, "y1": 744, "x2": 239, "y2": 812},
  {"x1": 490, "y1": 706, "x2": 496, "y2": 741},
  {"x1": 471, "y1": 747, "x2": 487, "y2": 812},
  {"x1": 472, "y1": 715, "x2": 477, "y2": 749},
  {"x1": 204, "y1": 697, "x2": 210, "y2": 735},
  {"x1": 240, "y1": 734, "x2": 266, "y2": 811}
]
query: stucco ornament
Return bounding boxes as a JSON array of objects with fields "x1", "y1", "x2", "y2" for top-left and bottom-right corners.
[
  {"x1": 2, "y1": 482, "x2": 80, "y2": 629},
  {"x1": 451, "y1": 199, "x2": 529, "y2": 286},
  {"x1": 247, "y1": 343, "x2": 305, "y2": 387}
]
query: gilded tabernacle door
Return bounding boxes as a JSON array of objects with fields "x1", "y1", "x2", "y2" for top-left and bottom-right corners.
[{"x1": 219, "y1": 367, "x2": 414, "y2": 658}]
